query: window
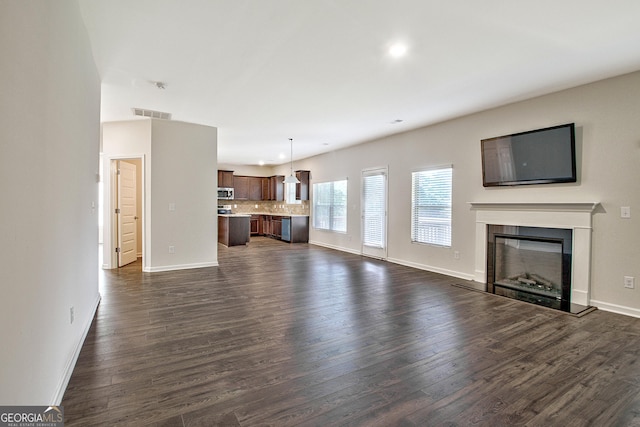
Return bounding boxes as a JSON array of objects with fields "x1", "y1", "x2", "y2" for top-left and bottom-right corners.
[
  {"x1": 313, "y1": 180, "x2": 347, "y2": 232},
  {"x1": 411, "y1": 167, "x2": 452, "y2": 247}
]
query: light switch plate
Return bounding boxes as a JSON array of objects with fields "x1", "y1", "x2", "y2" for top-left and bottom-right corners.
[{"x1": 621, "y1": 206, "x2": 631, "y2": 218}]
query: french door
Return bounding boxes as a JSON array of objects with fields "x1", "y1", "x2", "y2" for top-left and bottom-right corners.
[{"x1": 361, "y1": 167, "x2": 388, "y2": 259}]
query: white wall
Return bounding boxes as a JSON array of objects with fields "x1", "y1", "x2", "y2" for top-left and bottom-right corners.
[
  {"x1": 101, "y1": 120, "x2": 151, "y2": 269},
  {"x1": 149, "y1": 120, "x2": 218, "y2": 271},
  {"x1": 0, "y1": 1, "x2": 101, "y2": 404},
  {"x1": 217, "y1": 163, "x2": 276, "y2": 177},
  {"x1": 102, "y1": 119, "x2": 218, "y2": 272},
  {"x1": 304, "y1": 71, "x2": 640, "y2": 317}
]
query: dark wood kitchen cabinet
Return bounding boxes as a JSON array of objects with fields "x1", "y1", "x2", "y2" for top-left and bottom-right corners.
[
  {"x1": 271, "y1": 216, "x2": 282, "y2": 238},
  {"x1": 268, "y1": 175, "x2": 284, "y2": 201},
  {"x1": 250, "y1": 215, "x2": 261, "y2": 235},
  {"x1": 261, "y1": 178, "x2": 270, "y2": 200},
  {"x1": 233, "y1": 176, "x2": 250, "y2": 200},
  {"x1": 295, "y1": 170, "x2": 310, "y2": 201},
  {"x1": 218, "y1": 170, "x2": 234, "y2": 188},
  {"x1": 232, "y1": 175, "x2": 265, "y2": 201},
  {"x1": 289, "y1": 216, "x2": 309, "y2": 243},
  {"x1": 218, "y1": 215, "x2": 250, "y2": 247}
]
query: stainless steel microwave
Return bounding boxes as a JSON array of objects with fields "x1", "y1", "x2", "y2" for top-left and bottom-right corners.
[{"x1": 217, "y1": 187, "x2": 234, "y2": 199}]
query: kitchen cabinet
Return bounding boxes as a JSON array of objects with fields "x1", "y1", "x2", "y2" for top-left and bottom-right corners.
[
  {"x1": 218, "y1": 215, "x2": 250, "y2": 246},
  {"x1": 233, "y1": 176, "x2": 250, "y2": 200},
  {"x1": 249, "y1": 177, "x2": 262, "y2": 201},
  {"x1": 295, "y1": 170, "x2": 310, "y2": 201},
  {"x1": 261, "y1": 215, "x2": 271, "y2": 236},
  {"x1": 282, "y1": 216, "x2": 309, "y2": 243},
  {"x1": 272, "y1": 216, "x2": 282, "y2": 238},
  {"x1": 261, "y1": 178, "x2": 270, "y2": 200},
  {"x1": 268, "y1": 175, "x2": 284, "y2": 201},
  {"x1": 257, "y1": 215, "x2": 308, "y2": 242},
  {"x1": 230, "y1": 173, "x2": 285, "y2": 201},
  {"x1": 232, "y1": 175, "x2": 265, "y2": 201},
  {"x1": 250, "y1": 215, "x2": 261, "y2": 235},
  {"x1": 218, "y1": 170, "x2": 234, "y2": 188}
]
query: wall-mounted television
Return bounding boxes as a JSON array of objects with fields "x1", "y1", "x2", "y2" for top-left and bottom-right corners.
[{"x1": 481, "y1": 123, "x2": 576, "y2": 187}]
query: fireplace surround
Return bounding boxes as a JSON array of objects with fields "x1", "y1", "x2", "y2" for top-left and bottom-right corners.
[{"x1": 470, "y1": 202, "x2": 599, "y2": 314}]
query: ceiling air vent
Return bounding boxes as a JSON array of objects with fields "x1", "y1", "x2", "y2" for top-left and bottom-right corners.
[{"x1": 132, "y1": 108, "x2": 172, "y2": 120}]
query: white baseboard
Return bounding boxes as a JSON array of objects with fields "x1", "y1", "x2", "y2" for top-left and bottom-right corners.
[
  {"x1": 308, "y1": 240, "x2": 362, "y2": 256},
  {"x1": 590, "y1": 299, "x2": 640, "y2": 318},
  {"x1": 52, "y1": 293, "x2": 101, "y2": 405},
  {"x1": 144, "y1": 261, "x2": 219, "y2": 273},
  {"x1": 387, "y1": 257, "x2": 476, "y2": 282},
  {"x1": 308, "y1": 241, "x2": 475, "y2": 282}
]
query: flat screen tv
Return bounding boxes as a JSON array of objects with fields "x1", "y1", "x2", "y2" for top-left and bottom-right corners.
[{"x1": 481, "y1": 123, "x2": 576, "y2": 187}]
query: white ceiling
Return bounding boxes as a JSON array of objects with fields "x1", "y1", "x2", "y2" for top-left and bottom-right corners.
[{"x1": 79, "y1": 0, "x2": 640, "y2": 166}]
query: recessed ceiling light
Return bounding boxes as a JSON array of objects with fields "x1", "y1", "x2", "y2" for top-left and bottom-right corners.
[
  {"x1": 259, "y1": 160, "x2": 265, "y2": 166},
  {"x1": 279, "y1": 153, "x2": 286, "y2": 160},
  {"x1": 389, "y1": 43, "x2": 408, "y2": 58}
]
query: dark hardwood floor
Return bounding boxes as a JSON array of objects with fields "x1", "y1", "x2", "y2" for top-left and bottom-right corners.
[{"x1": 63, "y1": 237, "x2": 640, "y2": 426}]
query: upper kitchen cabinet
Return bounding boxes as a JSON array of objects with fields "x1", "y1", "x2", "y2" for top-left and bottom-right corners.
[
  {"x1": 233, "y1": 175, "x2": 267, "y2": 201},
  {"x1": 218, "y1": 170, "x2": 234, "y2": 188},
  {"x1": 249, "y1": 177, "x2": 263, "y2": 201},
  {"x1": 295, "y1": 170, "x2": 310, "y2": 201},
  {"x1": 268, "y1": 175, "x2": 284, "y2": 201},
  {"x1": 233, "y1": 176, "x2": 250, "y2": 200}
]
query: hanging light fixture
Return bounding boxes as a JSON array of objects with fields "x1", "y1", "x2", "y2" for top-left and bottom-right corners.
[{"x1": 283, "y1": 138, "x2": 300, "y2": 184}]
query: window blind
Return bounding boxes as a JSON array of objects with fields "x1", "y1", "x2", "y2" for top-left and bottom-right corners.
[
  {"x1": 313, "y1": 180, "x2": 347, "y2": 232},
  {"x1": 363, "y1": 172, "x2": 386, "y2": 248},
  {"x1": 411, "y1": 167, "x2": 452, "y2": 247}
]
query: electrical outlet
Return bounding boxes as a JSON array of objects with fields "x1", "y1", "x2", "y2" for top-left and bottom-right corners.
[
  {"x1": 624, "y1": 276, "x2": 635, "y2": 289},
  {"x1": 454, "y1": 250, "x2": 460, "y2": 260},
  {"x1": 70, "y1": 307, "x2": 75, "y2": 324},
  {"x1": 168, "y1": 246, "x2": 175, "y2": 254}
]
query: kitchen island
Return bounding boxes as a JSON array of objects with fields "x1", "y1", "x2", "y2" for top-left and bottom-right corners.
[
  {"x1": 249, "y1": 214, "x2": 309, "y2": 243},
  {"x1": 218, "y1": 214, "x2": 250, "y2": 247}
]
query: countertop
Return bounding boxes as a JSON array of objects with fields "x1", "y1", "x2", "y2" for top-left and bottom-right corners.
[
  {"x1": 239, "y1": 212, "x2": 309, "y2": 217},
  {"x1": 218, "y1": 213, "x2": 251, "y2": 218}
]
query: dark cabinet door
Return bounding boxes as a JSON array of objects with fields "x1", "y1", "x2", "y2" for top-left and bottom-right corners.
[
  {"x1": 269, "y1": 176, "x2": 284, "y2": 201},
  {"x1": 295, "y1": 170, "x2": 310, "y2": 201},
  {"x1": 261, "y1": 216, "x2": 269, "y2": 236},
  {"x1": 261, "y1": 178, "x2": 270, "y2": 200},
  {"x1": 250, "y1": 215, "x2": 260, "y2": 235},
  {"x1": 218, "y1": 170, "x2": 234, "y2": 188},
  {"x1": 290, "y1": 216, "x2": 309, "y2": 243},
  {"x1": 234, "y1": 176, "x2": 249, "y2": 200},
  {"x1": 249, "y1": 177, "x2": 263, "y2": 201},
  {"x1": 272, "y1": 217, "x2": 282, "y2": 238}
]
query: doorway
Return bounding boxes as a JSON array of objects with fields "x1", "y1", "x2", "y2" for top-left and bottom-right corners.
[{"x1": 102, "y1": 155, "x2": 145, "y2": 270}]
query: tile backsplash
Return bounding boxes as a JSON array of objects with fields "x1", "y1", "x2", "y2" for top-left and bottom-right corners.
[{"x1": 222, "y1": 200, "x2": 310, "y2": 216}]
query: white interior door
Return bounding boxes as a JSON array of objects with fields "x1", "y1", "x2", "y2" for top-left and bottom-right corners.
[
  {"x1": 361, "y1": 167, "x2": 388, "y2": 259},
  {"x1": 117, "y1": 160, "x2": 137, "y2": 267}
]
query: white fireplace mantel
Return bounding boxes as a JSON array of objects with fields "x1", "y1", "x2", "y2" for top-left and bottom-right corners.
[{"x1": 469, "y1": 202, "x2": 600, "y2": 307}]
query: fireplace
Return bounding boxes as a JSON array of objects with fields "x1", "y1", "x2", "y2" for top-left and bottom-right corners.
[
  {"x1": 487, "y1": 225, "x2": 572, "y2": 311},
  {"x1": 470, "y1": 202, "x2": 599, "y2": 315}
]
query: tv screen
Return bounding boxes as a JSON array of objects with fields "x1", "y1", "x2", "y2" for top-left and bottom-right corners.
[{"x1": 481, "y1": 123, "x2": 576, "y2": 187}]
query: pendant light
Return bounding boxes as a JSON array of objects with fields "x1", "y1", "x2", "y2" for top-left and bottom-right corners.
[{"x1": 283, "y1": 138, "x2": 300, "y2": 184}]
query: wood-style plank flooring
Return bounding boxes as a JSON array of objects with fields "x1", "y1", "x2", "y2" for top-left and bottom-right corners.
[{"x1": 63, "y1": 237, "x2": 640, "y2": 426}]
